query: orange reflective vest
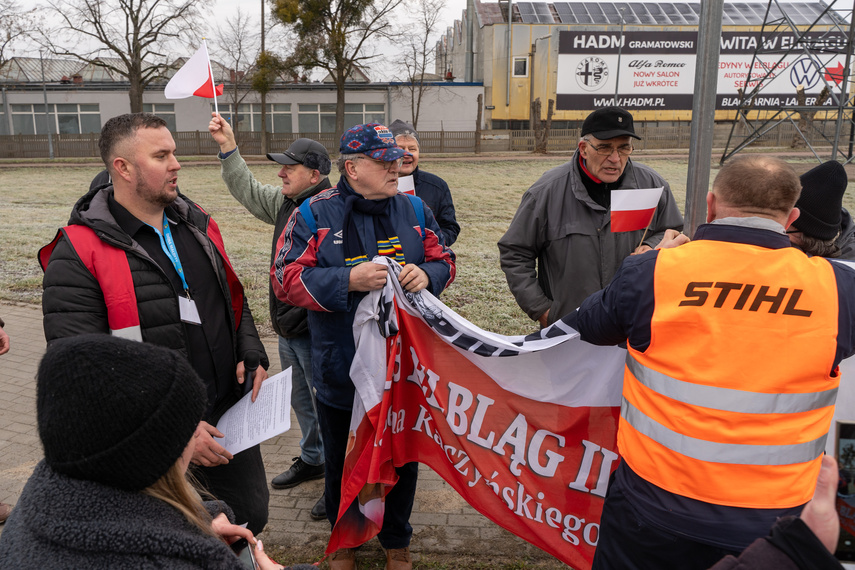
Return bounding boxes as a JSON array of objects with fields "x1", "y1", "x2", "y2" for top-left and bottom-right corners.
[
  {"x1": 39, "y1": 220, "x2": 244, "y2": 340},
  {"x1": 620, "y1": 239, "x2": 840, "y2": 509}
]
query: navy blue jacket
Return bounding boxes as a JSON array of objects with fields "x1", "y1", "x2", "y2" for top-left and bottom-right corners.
[
  {"x1": 272, "y1": 178, "x2": 456, "y2": 409},
  {"x1": 569, "y1": 221, "x2": 855, "y2": 551},
  {"x1": 413, "y1": 167, "x2": 460, "y2": 246}
]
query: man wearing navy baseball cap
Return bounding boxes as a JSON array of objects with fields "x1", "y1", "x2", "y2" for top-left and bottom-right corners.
[
  {"x1": 499, "y1": 106, "x2": 684, "y2": 328},
  {"x1": 272, "y1": 123, "x2": 456, "y2": 570},
  {"x1": 208, "y1": 113, "x2": 332, "y2": 519}
]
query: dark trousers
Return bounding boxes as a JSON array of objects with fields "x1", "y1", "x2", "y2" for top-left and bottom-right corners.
[
  {"x1": 592, "y1": 476, "x2": 740, "y2": 570},
  {"x1": 193, "y1": 444, "x2": 270, "y2": 535},
  {"x1": 317, "y1": 399, "x2": 418, "y2": 549}
]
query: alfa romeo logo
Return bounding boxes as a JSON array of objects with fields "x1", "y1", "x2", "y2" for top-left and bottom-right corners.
[{"x1": 576, "y1": 57, "x2": 609, "y2": 91}]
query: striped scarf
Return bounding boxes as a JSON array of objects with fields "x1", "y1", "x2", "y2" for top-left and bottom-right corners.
[{"x1": 340, "y1": 181, "x2": 405, "y2": 267}]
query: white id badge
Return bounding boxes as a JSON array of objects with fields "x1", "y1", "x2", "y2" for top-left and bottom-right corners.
[{"x1": 179, "y1": 295, "x2": 202, "y2": 324}]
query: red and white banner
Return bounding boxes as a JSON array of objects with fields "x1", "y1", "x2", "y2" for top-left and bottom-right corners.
[
  {"x1": 164, "y1": 42, "x2": 224, "y2": 99},
  {"x1": 610, "y1": 187, "x2": 663, "y2": 233},
  {"x1": 327, "y1": 258, "x2": 625, "y2": 569}
]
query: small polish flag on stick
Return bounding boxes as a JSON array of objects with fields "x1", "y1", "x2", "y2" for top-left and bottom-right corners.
[
  {"x1": 610, "y1": 187, "x2": 664, "y2": 233},
  {"x1": 397, "y1": 174, "x2": 415, "y2": 195},
  {"x1": 164, "y1": 39, "x2": 223, "y2": 114}
]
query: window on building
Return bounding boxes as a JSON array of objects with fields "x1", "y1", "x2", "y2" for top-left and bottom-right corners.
[
  {"x1": 10, "y1": 103, "x2": 101, "y2": 135},
  {"x1": 298, "y1": 103, "x2": 336, "y2": 133},
  {"x1": 216, "y1": 103, "x2": 292, "y2": 133},
  {"x1": 257, "y1": 103, "x2": 291, "y2": 133},
  {"x1": 143, "y1": 103, "x2": 177, "y2": 131},
  {"x1": 298, "y1": 103, "x2": 386, "y2": 133},
  {"x1": 513, "y1": 57, "x2": 529, "y2": 78},
  {"x1": 344, "y1": 103, "x2": 386, "y2": 130}
]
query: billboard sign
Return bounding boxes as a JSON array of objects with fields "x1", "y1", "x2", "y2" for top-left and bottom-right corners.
[{"x1": 556, "y1": 30, "x2": 847, "y2": 111}]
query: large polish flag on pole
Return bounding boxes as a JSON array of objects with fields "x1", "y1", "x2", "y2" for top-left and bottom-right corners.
[
  {"x1": 610, "y1": 187, "x2": 664, "y2": 232},
  {"x1": 325, "y1": 257, "x2": 625, "y2": 569},
  {"x1": 164, "y1": 39, "x2": 223, "y2": 109}
]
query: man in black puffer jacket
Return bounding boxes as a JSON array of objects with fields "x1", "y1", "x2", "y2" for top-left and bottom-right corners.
[{"x1": 39, "y1": 113, "x2": 270, "y2": 534}]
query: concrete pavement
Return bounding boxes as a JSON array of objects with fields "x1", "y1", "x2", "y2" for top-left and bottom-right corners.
[{"x1": 0, "y1": 302, "x2": 558, "y2": 568}]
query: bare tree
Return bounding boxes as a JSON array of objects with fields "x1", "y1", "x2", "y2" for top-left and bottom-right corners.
[
  {"x1": 394, "y1": 0, "x2": 444, "y2": 129},
  {"x1": 211, "y1": 7, "x2": 259, "y2": 145},
  {"x1": 41, "y1": 0, "x2": 206, "y2": 112},
  {"x1": 251, "y1": 49, "x2": 287, "y2": 151},
  {"x1": 791, "y1": 84, "x2": 830, "y2": 149},
  {"x1": 0, "y1": 1, "x2": 37, "y2": 70},
  {"x1": 272, "y1": 0, "x2": 406, "y2": 137},
  {"x1": 531, "y1": 97, "x2": 554, "y2": 154}
]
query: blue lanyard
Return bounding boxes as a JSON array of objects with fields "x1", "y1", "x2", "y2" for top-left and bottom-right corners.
[{"x1": 148, "y1": 213, "x2": 190, "y2": 293}]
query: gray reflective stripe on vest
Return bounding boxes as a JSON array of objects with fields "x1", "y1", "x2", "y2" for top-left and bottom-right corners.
[
  {"x1": 626, "y1": 353, "x2": 838, "y2": 414},
  {"x1": 621, "y1": 398, "x2": 828, "y2": 465},
  {"x1": 111, "y1": 326, "x2": 143, "y2": 342}
]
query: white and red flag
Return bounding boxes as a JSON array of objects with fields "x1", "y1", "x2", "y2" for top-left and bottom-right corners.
[
  {"x1": 610, "y1": 187, "x2": 664, "y2": 232},
  {"x1": 164, "y1": 41, "x2": 224, "y2": 100},
  {"x1": 326, "y1": 257, "x2": 625, "y2": 569}
]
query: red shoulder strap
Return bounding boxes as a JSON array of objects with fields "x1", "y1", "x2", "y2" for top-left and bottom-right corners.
[{"x1": 41, "y1": 225, "x2": 142, "y2": 340}]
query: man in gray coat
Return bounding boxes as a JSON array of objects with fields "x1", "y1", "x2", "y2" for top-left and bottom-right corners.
[
  {"x1": 209, "y1": 113, "x2": 329, "y2": 520},
  {"x1": 498, "y1": 107, "x2": 684, "y2": 327}
]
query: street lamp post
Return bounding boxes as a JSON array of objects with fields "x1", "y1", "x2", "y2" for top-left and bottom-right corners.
[
  {"x1": 614, "y1": 8, "x2": 625, "y2": 103},
  {"x1": 40, "y1": 51, "x2": 54, "y2": 160},
  {"x1": 529, "y1": 34, "x2": 551, "y2": 124}
]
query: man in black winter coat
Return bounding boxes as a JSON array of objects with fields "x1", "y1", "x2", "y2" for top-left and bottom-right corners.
[{"x1": 39, "y1": 112, "x2": 271, "y2": 534}]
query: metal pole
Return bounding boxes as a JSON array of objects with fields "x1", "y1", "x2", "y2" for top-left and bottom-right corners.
[
  {"x1": 529, "y1": 35, "x2": 550, "y2": 126},
  {"x1": 1, "y1": 87, "x2": 12, "y2": 135},
  {"x1": 685, "y1": 0, "x2": 724, "y2": 236},
  {"x1": 506, "y1": 0, "x2": 513, "y2": 107},
  {"x1": 530, "y1": 41, "x2": 536, "y2": 127},
  {"x1": 260, "y1": 0, "x2": 267, "y2": 154},
  {"x1": 465, "y1": 0, "x2": 475, "y2": 82},
  {"x1": 614, "y1": 10, "x2": 625, "y2": 102},
  {"x1": 40, "y1": 51, "x2": 54, "y2": 160},
  {"x1": 831, "y1": 5, "x2": 855, "y2": 161},
  {"x1": 849, "y1": 110, "x2": 854, "y2": 159}
]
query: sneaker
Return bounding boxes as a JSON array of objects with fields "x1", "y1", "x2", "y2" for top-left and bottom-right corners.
[
  {"x1": 384, "y1": 546, "x2": 412, "y2": 570},
  {"x1": 271, "y1": 457, "x2": 324, "y2": 489},
  {"x1": 329, "y1": 547, "x2": 356, "y2": 570},
  {"x1": 310, "y1": 492, "x2": 326, "y2": 520}
]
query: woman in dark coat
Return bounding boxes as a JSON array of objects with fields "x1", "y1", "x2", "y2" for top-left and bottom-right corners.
[{"x1": 0, "y1": 334, "x2": 303, "y2": 570}]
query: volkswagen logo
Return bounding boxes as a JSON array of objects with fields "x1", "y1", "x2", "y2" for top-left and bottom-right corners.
[{"x1": 789, "y1": 58, "x2": 821, "y2": 89}]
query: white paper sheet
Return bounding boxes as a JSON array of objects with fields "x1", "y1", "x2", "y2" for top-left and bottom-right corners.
[
  {"x1": 397, "y1": 174, "x2": 415, "y2": 195},
  {"x1": 216, "y1": 367, "x2": 292, "y2": 455}
]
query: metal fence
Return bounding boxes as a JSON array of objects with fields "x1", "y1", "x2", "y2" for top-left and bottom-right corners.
[{"x1": 0, "y1": 123, "x2": 845, "y2": 159}]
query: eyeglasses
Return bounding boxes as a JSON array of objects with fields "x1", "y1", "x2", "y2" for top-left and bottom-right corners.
[
  {"x1": 583, "y1": 137, "x2": 634, "y2": 157},
  {"x1": 350, "y1": 155, "x2": 403, "y2": 171}
]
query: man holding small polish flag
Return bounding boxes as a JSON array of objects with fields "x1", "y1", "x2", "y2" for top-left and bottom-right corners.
[{"x1": 499, "y1": 106, "x2": 684, "y2": 328}]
